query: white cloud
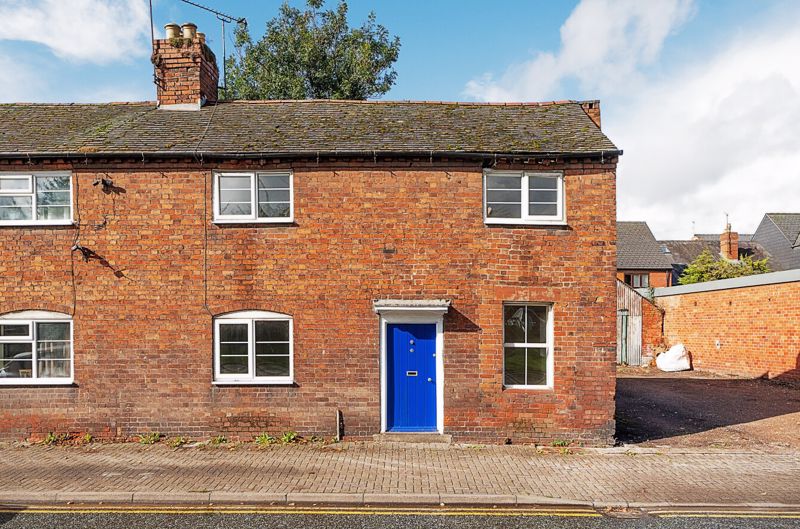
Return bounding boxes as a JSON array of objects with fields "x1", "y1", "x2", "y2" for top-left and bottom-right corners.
[
  {"x1": 464, "y1": 0, "x2": 800, "y2": 239},
  {"x1": 464, "y1": 0, "x2": 694, "y2": 101},
  {"x1": 610, "y1": 20, "x2": 800, "y2": 238},
  {"x1": 0, "y1": 0, "x2": 150, "y2": 63}
]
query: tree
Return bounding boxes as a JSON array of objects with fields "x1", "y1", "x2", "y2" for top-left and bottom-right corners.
[
  {"x1": 678, "y1": 249, "x2": 770, "y2": 285},
  {"x1": 222, "y1": 0, "x2": 400, "y2": 100}
]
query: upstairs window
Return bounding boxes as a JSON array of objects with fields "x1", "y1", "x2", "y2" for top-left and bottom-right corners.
[
  {"x1": 624, "y1": 273, "x2": 650, "y2": 288},
  {"x1": 484, "y1": 171, "x2": 565, "y2": 225},
  {"x1": 0, "y1": 311, "x2": 73, "y2": 385},
  {"x1": 214, "y1": 171, "x2": 293, "y2": 223},
  {"x1": 0, "y1": 173, "x2": 72, "y2": 225},
  {"x1": 214, "y1": 311, "x2": 293, "y2": 384}
]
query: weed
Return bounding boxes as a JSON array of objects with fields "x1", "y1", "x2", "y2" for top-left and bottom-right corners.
[
  {"x1": 254, "y1": 433, "x2": 277, "y2": 446},
  {"x1": 166, "y1": 436, "x2": 188, "y2": 449},
  {"x1": 43, "y1": 432, "x2": 70, "y2": 446},
  {"x1": 551, "y1": 439, "x2": 572, "y2": 448},
  {"x1": 559, "y1": 447, "x2": 573, "y2": 455},
  {"x1": 210, "y1": 435, "x2": 227, "y2": 446},
  {"x1": 81, "y1": 433, "x2": 93, "y2": 445},
  {"x1": 138, "y1": 432, "x2": 161, "y2": 445},
  {"x1": 280, "y1": 431, "x2": 299, "y2": 444}
]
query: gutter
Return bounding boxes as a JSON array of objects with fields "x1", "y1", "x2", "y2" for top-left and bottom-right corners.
[{"x1": 0, "y1": 149, "x2": 623, "y2": 162}]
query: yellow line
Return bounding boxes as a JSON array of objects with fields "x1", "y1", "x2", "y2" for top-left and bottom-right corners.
[
  {"x1": 655, "y1": 511, "x2": 800, "y2": 519},
  {"x1": 0, "y1": 506, "x2": 600, "y2": 517}
]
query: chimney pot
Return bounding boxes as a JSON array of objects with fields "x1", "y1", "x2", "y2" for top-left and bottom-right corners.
[
  {"x1": 181, "y1": 22, "x2": 197, "y2": 39},
  {"x1": 197, "y1": 32, "x2": 206, "y2": 45},
  {"x1": 164, "y1": 23, "x2": 180, "y2": 39}
]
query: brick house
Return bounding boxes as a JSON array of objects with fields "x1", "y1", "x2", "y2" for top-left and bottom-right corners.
[
  {"x1": 661, "y1": 223, "x2": 779, "y2": 285},
  {"x1": 616, "y1": 221, "x2": 672, "y2": 288},
  {"x1": 0, "y1": 25, "x2": 620, "y2": 444}
]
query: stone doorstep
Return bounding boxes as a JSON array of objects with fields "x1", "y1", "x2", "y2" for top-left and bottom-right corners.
[{"x1": 373, "y1": 433, "x2": 452, "y2": 444}]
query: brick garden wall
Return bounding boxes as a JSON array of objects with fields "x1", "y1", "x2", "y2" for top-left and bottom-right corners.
[
  {"x1": 0, "y1": 157, "x2": 617, "y2": 444},
  {"x1": 656, "y1": 280, "x2": 800, "y2": 381},
  {"x1": 641, "y1": 296, "x2": 664, "y2": 358}
]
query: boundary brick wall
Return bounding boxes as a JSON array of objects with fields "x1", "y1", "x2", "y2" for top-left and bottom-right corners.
[
  {"x1": 655, "y1": 275, "x2": 800, "y2": 381},
  {"x1": 0, "y1": 157, "x2": 618, "y2": 444},
  {"x1": 641, "y1": 296, "x2": 664, "y2": 358}
]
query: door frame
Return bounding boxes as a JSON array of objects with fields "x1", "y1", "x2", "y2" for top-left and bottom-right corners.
[{"x1": 375, "y1": 303, "x2": 448, "y2": 434}]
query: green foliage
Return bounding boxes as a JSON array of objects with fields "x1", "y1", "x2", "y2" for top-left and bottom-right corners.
[
  {"x1": 222, "y1": 0, "x2": 400, "y2": 100},
  {"x1": 82, "y1": 433, "x2": 93, "y2": 444},
  {"x1": 167, "y1": 436, "x2": 189, "y2": 448},
  {"x1": 43, "y1": 432, "x2": 69, "y2": 446},
  {"x1": 210, "y1": 435, "x2": 227, "y2": 446},
  {"x1": 255, "y1": 433, "x2": 277, "y2": 446},
  {"x1": 551, "y1": 439, "x2": 572, "y2": 447},
  {"x1": 280, "y1": 431, "x2": 299, "y2": 444},
  {"x1": 678, "y1": 249, "x2": 770, "y2": 285},
  {"x1": 138, "y1": 432, "x2": 161, "y2": 445}
]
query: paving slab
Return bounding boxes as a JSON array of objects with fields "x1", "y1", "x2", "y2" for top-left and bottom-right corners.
[{"x1": 0, "y1": 443, "x2": 797, "y2": 508}]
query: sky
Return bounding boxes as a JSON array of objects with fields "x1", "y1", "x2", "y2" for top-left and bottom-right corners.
[{"x1": 0, "y1": 0, "x2": 799, "y2": 239}]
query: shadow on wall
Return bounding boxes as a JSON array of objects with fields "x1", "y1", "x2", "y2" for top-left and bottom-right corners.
[
  {"x1": 445, "y1": 307, "x2": 480, "y2": 333},
  {"x1": 615, "y1": 367, "x2": 800, "y2": 445}
]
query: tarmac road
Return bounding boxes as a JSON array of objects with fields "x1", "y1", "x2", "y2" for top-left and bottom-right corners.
[{"x1": 0, "y1": 506, "x2": 799, "y2": 529}]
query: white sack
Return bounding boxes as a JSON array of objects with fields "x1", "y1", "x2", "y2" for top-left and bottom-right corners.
[{"x1": 656, "y1": 343, "x2": 691, "y2": 372}]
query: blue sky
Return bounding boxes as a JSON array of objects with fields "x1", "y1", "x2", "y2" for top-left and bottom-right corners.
[{"x1": 1, "y1": 0, "x2": 799, "y2": 238}]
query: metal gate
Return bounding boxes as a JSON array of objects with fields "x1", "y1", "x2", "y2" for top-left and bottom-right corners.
[{"x1": 616, "y1": 281, "x2": 643, "y2": 365}]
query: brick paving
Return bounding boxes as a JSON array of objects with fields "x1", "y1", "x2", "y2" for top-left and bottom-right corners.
[{"x1": 0, "y1": 442, "x2": 799, "y2": 506}]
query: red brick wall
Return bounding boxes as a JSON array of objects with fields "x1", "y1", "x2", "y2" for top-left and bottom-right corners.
[
  {"x1": 641, "y1": 297, "x2": 664, "y2": 358},
  {"x1": 656, "y1": 281, "x2": 800, "y2": 381},
  {"x1": 0, "y1": 157, "x2": 617, "y2": 444},
  {"x1": 617, "y1": 270, "x2": 671, "y2": 288}
]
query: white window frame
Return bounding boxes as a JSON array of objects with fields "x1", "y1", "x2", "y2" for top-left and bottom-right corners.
[
  {"x1": 0, "y1": 311, "x2": 74, "y2": 385},
  {"x1": 213, "y1": 310, "x2": 294, "y2": 385},
  {"x1": 213, "y1": 171, "x2": 294, "y2": 224},
  {"x1": 502, "y1": 303, "x2": 554, "y2": 390},
  {"x1": 483, "y1": 170, "x2": 565, "y2": 225},
  {"x1": 0, "y1": 172, "x2": 73, "y2": 226}
]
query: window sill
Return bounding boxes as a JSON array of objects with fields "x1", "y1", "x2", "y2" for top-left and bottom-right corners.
[
  {"x1": 504, "y1": 385, "x2": 554, "y2": 391},
  {"x1": 213, "y1": 218, "x2": 294, "y2": 225},
  {"x1": 485, "y1": 219, "x2": 567, "y2": 227},
  {"x1": 0, "y1": 379, "x2": 75, "y2": 386},
  {"x1": 213, "y1": 379, "x2": 295, "y2": 386},
  {"x1": 0, "y1": 220, "x2": 74, "y2": 227}
]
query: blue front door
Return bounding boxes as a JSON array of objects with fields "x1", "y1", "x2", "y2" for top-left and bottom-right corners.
[{"x1": 387, "y1": 323, "x2": 437, "y2": 432}]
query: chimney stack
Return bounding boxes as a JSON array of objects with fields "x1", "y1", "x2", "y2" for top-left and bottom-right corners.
[
  {"x1": 720, "y1": 223, "x2": 739, "y2": 260},
  {"x1": 151, "y1": 22, "x2": 219, "y2": 110},
  {"x1": 580, "y1": 100, "x2": 601, "y2": 128}
]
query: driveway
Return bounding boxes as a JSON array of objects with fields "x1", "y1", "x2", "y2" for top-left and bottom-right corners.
[{"x1": 616, "y1": 367, "x2": 800, "y2": 449}]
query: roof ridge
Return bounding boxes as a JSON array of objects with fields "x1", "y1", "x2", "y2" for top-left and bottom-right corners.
[
  {"x1": 0, "y1": 101, "x2": 156, "y2": 107},
  {"x1": 217, "y1": 99, "x2": 581, "y2": 107}
]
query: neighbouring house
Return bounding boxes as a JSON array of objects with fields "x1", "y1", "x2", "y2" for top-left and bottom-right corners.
[
  {"x1": 660, "y1": 223, "x2": 779, "y2": 285},
  {"x1": 752, "y1": 213, "x2": 800, "y2": 271},
  {"x1": 616, "y1": 221, "x2": 673, "y2": 289},
  {"x1": 0, "y1": 23, "x2": 621, "y2": 444}
]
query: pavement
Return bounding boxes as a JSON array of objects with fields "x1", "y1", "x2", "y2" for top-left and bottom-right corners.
[{"x1": 1, "y1": 441, "x2": 799, "y2": 510}]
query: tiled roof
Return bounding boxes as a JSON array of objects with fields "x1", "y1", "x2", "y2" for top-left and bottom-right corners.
[
  {"x1": 765, "y1": 213, "x2": 800, "y2": 246},
  {"x1": 659, "y1": 240, "x2": 781, "y2": 270},
  {"x1": 693, "y1": 233, "x2": 754, "y2": 242},
  {"x1": 0, "y1": 100, "x2": 619, "y2": 158},
  {"x1": 617, "y1": 221, "x2": 673, "y2": 270}
]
